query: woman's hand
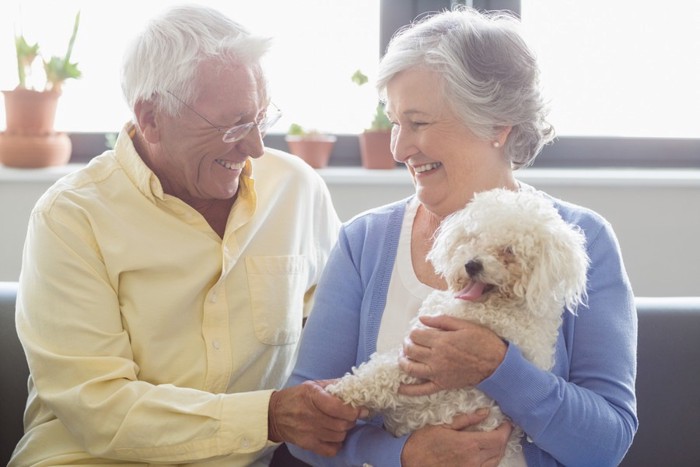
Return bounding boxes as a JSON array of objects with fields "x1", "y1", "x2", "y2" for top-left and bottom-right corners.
[
  {"x1": 268, "y1": 380, "x2": 367, "y2": 456},
  {"x1": 398, "y1": 314, "x2": 507, "y2": 396},
  {"x1": 401, "y1": 410, "x2": 512, "y2": 467}
]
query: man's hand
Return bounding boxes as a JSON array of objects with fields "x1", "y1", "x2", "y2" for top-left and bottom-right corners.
[
  {"x1": 268, "y1": 380, "x2": 367, "y2": 456},
  {"x1": 401, "y1": 409, "x2": 512, "y2": 467},
  {"x1": 398, "y1": 314, "x2": 507, "y2": 396}
]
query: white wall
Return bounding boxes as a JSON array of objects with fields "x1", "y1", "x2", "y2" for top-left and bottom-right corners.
[{"x1": 2, "y1": 165, "x2": 699, "y2": 297}]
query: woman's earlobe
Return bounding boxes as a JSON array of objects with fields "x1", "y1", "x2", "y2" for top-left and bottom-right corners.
[{"x1": 494, "y1": 125, "x2": 513, "y2": 148}]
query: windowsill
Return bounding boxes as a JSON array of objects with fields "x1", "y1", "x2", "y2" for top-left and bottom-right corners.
[
  {"x1": 2, "y1": 163, "x2": 699, "y2": 188},
  {"x1": 318, "y1": 167, "x2": 700, "y2": 187},
  {"x1": 0, "y1": 163, "x2": 89, "y2": 183}
]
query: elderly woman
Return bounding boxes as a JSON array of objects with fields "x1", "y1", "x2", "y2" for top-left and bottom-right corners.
[{"x1": 285, "y1": 7, "x2": 637, "y2": 467}]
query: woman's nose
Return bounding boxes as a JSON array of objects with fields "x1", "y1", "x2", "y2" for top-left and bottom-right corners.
[{"x1": 390, "y1": 126, "x2": 409, "y2": 163}]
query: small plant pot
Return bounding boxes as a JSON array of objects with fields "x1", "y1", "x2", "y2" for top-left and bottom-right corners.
[
  {"x1": 2, "y1": 89, "x2": 61, "y2": 136},
  {"x1": 1, "y1": 88, "x2": 72, "y2": 168},
  {"x1": 359, "y1": 130, "x2": 396, "y2": 169},
  {"x1": 285, "y1": 135, "x2": 337, "y2": 169},
  {"x1": 0, "y1": 132, "x2": 71, "y2": 168}
]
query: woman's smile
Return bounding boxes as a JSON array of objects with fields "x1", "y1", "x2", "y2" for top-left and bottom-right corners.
[{"x1": 413, "y1": 162, "x2": 442, "y2": 174}]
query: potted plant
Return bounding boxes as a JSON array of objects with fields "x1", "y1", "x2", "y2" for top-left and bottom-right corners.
[
  {"x1": 0, "y1": 11, "x2": 81, "y2": 168},
  {"x1": 351, "y1": 69, "x2": 396, "y2": 170},
  {"x1": 285, "y1": 123, "x2": 337, "y2": 169}
]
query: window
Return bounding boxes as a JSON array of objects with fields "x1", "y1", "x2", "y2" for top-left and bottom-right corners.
[
  {"x1": 3, "y1": 0, "x2": 697, "y2": 167},
  {"x1": 520, "y1": 0, "x2": 700, "y2": 139},
  {"x1": 0, "y1": 0, "x2": 380, "y2": 135},
  {"x1": 516, "y1": 0, "x2": 700, "y2": 167}
]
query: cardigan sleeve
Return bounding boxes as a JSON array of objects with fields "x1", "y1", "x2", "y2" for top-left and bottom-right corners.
[{"x1": 285, "y1": 219, "x2": 409, "y2": 467}]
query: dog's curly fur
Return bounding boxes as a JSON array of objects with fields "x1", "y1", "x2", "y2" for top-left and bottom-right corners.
[{"x1": 326, "y1": 188, "x2": 589, "y2": 465}]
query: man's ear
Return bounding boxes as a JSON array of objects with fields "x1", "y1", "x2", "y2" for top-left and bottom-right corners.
[{"x1": 134, "y1": 100, "x2": 160, "y2": 143}]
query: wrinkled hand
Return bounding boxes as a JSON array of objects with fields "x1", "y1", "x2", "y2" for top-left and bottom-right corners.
[
  {"x1": 398, "y1": 315, "x2": 507, "y2": 396},
  {"x1": 268, "y1": 380, "x2": 367, "y2": 456},
  {"x1": 401, "y1": 409, "x2": 512, "y2": 467}
]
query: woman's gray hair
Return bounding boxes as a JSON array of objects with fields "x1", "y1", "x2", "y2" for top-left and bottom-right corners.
[
  {"x1": 121, "y1": 4, "x2": 271, "y2": 118},
  {"x1": 377, "y1": 7, "x2": 554, "y2": 168}
]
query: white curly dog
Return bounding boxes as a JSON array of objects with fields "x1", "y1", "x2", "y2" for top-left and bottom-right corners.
[{"x1": 326, "y1": 188, "x2": 589, "y2": 466}]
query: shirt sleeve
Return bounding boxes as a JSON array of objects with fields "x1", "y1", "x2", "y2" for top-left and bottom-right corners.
[
  {"x1": 16, "y1": 205, "x2": 274, "y2": 463},
  {"x1": 478, "y1": 217, "x2": 638, "y2": 467},
  {"x1": 285, "y1": 227, "x2": 408, "y2": 467}
]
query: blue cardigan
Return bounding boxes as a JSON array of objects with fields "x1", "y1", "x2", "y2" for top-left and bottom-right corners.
[{"x1": 286, "y1": 193, "x2": 638, "y2": 467}]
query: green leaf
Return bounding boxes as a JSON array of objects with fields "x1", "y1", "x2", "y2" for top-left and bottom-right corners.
[
  {"x1": 14, "y1": 35, "x2": 39, "y2": 88},
  {"x1": 351, "y1": 69, "x2": 369, "y2": 86},
  {"x1": 287, "y1": 123, "x2": 306, "y2": 136},
  {"x1": 351, "y1": 69, "x2": 391, "y2": 131},
  {"x1": 370, "y1": 102, "x2": 392, "y2": 131},
  {"x1": 40, "y1": 10, "x2": 82, "y2": 91}
]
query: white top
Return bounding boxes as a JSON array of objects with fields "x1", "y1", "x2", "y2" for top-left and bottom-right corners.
[{"x1": 377, "y1": 197, "x2": 434, "y2": 353}]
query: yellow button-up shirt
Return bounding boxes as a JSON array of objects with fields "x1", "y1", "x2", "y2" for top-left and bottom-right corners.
[{"x1": 11, "y1": 125, "x2": 341, "y2": 466}]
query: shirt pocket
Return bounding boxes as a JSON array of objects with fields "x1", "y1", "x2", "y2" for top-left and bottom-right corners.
[{"x1": 245, "y1": 255, "x2": 307, "y2": 345}]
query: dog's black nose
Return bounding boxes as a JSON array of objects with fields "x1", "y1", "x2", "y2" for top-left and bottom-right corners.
[{"x1": 465, "y1": 260, "x2": 483, "y2": 277}]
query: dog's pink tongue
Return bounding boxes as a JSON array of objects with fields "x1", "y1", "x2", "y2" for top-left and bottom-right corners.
[{"x1": 455, "y1": 281, "x2": 486, "y2": 301}]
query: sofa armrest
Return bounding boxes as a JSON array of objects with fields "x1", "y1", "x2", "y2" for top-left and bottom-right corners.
[{"x1": 620, "y1": 296, "x2": 700, "y2": 466}]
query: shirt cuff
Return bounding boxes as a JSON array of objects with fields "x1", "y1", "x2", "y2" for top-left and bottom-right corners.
[{"x1": 219, "y1": 389, "x2": 277, "y2": 453}]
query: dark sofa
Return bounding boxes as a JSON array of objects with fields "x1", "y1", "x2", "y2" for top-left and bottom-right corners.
[{"x1": 2, "y1": 281, "x2": 699, "y2": 466}]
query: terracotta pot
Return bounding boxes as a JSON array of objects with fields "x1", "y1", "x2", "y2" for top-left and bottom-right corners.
[
  {"x1": 0, "y1": 88, "x2": 72, "y2": 168},
  {"x1": 0, "y1": 132, "x2": 72, "y2": 168},
  {"x1": 286, "y1": 135, "x2": 337, "y2": 169},
  {"x1": 359, "y1": 130, "x2": 396, "y2": 169},
  {"x1": 2, "y1": 89, "x2": 61, "y2": 136}
]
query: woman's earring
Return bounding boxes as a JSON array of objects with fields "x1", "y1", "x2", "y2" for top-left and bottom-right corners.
[{"x1": 492, "y1": 141, "x2": 501, "y2": 148}]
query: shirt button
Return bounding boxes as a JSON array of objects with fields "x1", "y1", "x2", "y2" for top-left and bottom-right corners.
[
  {"x1": 212, "y1": 340, "x2": 221, "y2": 350},
  {"x1": 241, "y1": 438, "x2": 250, "y2": 448},
  {"x1": 209, "y1": 291, "x2": 218, "y2": 303}
]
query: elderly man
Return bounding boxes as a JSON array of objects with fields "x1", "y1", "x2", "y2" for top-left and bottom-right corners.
[{"x1": 10, "y1": 5, "x2": 361, "y2": 466}]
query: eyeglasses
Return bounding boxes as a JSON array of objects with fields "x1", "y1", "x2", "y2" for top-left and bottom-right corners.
[{"x1": 166, "y1": 91, "x2": 282, "y2": 143}]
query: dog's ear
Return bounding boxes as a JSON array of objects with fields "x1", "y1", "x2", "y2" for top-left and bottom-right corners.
[
  {"x1": 427, "y1": 209, "x2": 471, "y2": 277},
  {"x1": 526, "y1": 222, "x2": 589, "y2": 315}
]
